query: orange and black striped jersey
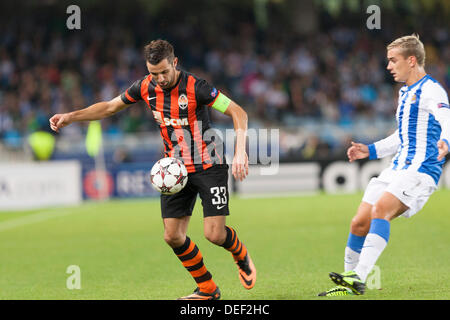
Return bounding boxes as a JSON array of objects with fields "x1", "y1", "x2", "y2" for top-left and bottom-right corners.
[{"x1": 120, "y1": 70, "x2": 226, "y2": 173}]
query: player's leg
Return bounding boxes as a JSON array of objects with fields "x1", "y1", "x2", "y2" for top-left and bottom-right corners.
[
  {"x1": 352, "y1": 170, "x2": 436, "y2": 286},
  {"x1": 198, "y1": 164, "x2": 256, "y2": 290},
  {"x1": 203, "y1": 215, "x2": 251, "y2": 263},
  {"x1": 161, "y1": 187, "x2": 220, "y2": 300},
  {"x1": 330, "y1": 191, "x2": 409, "y2": 295},
  {"x1": 352, "y1": 191, "x2": 408, "y2": 283},
  {"x1": 163, "y1": 216, "x2": 190, "y2": 248},
  {"x1": 345, "y1": 201, "x2": 372, "y2": 272},
  {"x1": 344, "y1": 176, "x2": 387, "y2": 272},
  {"x1": 318, "y1": 202, "x2": 372, "y2": 296},
  {"x1": 203, "y1": 215, "x2": 227, "y2": 245},
  {"x1": 203, "y1": 215, "x2": 257, "y2": 290},
  {"x1": 325, "y1": 177, "x2": 388, "y2": 296}
]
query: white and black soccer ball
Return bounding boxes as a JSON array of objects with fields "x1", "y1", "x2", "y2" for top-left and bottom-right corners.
[{"x1": 150, "y1": 157, "x2": 188, "y2": 195}]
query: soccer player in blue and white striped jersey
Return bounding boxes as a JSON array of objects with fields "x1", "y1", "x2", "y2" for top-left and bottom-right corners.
[{"x1": 319, "y1": 34, "x2": 449, "y2": 296}]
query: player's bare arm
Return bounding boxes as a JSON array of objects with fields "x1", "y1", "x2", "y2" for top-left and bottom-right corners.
[
  {"x1": 437, "y1": 140, "x2": 449, "y2": 161},
  {"x1": 224, "y1": 100, "x2": 249, "y2": 181},
  {"x1": 347, "y1": 141, "x2": 369, "y2": 162},
  {"x1": 49, "y1": 95, "x2": 129, "y2": 132}
]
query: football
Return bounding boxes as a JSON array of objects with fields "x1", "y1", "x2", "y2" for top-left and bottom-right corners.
[{"x1": 150, "y1": 157, "x2": 188, "y2": 195}]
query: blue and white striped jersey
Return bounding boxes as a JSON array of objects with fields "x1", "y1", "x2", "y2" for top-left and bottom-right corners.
[{"x1": 368, "y1": 74, "x2": 450, "y2": 185}]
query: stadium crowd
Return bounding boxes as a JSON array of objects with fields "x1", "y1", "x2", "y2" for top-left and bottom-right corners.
[{"x1": 0, "y1": 7, "x2": 448, "y2": 160}]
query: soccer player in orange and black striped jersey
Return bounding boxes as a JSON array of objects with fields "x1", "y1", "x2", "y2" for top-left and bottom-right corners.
[
  {"x1": 120, "y1": 55, "x2": 223, "y2": 174},
  {"x1": 49, "y1": 39, "x2": 256, "y2": 300}
]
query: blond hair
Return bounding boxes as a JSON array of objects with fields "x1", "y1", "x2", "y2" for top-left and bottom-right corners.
[{"x1": 387, "y1": 33, "x2": 426, "y2": 67}]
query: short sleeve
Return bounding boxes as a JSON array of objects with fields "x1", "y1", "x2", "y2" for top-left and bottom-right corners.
[
  {"x1": 120, "y1": 78, "x2": 144, "y2": 104},
  {"x1": 426, "y1": 83, "x2": 450, "y2": 143},
  {"x1": 195, "y1": 79, "x2": 220, "y2": 106},
  {"x1": 423, "y1": 82, "x2": 448, "y2": 113}
]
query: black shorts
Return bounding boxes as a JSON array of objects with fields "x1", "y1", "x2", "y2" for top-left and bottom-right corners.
[{"x1": 160, "y1": 164, "x2": 230, "y2": 219}]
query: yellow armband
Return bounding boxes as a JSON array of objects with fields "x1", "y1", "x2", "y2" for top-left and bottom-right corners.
[{"x1": 211, "y1": 92, "x2": 231, "y2": 113}]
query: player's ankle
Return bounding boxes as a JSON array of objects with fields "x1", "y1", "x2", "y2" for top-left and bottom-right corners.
[{"x1": 199, "y1": 280, "x2": 218, "y2": 294}]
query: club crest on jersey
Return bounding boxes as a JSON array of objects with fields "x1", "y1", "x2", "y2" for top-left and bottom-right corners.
[
  {"x1": 438, "y1": 103, "x2": 450, "y2": 109},
  {"x1": 411, "y1": 94, "x2": 417, "y2": 103},
  {"x1": 178, "y1": 94, "x2": 188, "y2": 110}
]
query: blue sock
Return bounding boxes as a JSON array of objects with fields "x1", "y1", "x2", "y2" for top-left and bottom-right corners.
[
  {"x1": 368, "y1": 218, "x2": 390, "y2": 243},
  {"x1": 346, "y1": 233, "x2": 366, "y2": 254},
  {"x1": 354, "y1": 219, "x2": 391, "y2": 281},
  {"x1": 344, "y1": 233, "x2": 366, "y2": 271}
]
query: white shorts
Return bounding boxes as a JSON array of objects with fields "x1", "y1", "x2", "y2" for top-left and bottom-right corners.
[{"x1": 362, "y1": 168, "x2": 437, "y2": 218}]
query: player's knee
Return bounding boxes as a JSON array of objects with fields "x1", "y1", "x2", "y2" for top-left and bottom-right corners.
[
  {"x1": 163, "y1": 230, "x2": 185, "y2": 248},
  {"x1": 350, "y1": 217, "x2": 370, "y2": 235},
  {"x1": 204, "y1": 229, "x2": 226, "y2": 246}
]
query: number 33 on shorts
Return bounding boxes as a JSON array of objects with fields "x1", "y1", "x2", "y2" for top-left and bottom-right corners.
[{"x1": 210, "y1": 186, "x2": 227, "y2": 210}]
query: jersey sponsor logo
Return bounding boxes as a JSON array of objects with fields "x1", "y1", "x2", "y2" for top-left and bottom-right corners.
[
  {"x1": 165, "y1": 118, "x2": 189, "y2": 127},
  {"x1": 178, "y1": 94, "x2": 188, "y2": 110},
  {"x1": 152, "y1": 111, "x2": 189, "y2": 127},
  {"x1": 438, "y1": 103, "x2": 450, "y2": 109}
]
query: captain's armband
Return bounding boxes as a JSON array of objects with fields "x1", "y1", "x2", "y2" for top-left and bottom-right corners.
[{"x1": 211, "y1": 92, "x2": 231, "y2": 113}]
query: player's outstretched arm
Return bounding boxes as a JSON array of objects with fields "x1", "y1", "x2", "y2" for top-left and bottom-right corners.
[
  {"x1": 224, "y1": 100, "x2": 249, "y2": 181},
  {"x1": 347, "y1": 142, "x2": 369, "y2": 162},
  {"x1": 49, "y1": 96, "x2": 129, "y2": 132}
]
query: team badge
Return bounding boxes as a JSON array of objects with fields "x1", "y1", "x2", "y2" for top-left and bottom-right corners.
[
  {"x1": 178, "y1": 94, "x2": 188, "y2": 110},
  {"x1": 411, "y1": 94, "x2": 417, "y2": 103}
]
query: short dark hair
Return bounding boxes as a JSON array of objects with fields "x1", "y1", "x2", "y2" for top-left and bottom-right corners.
[{"x1": 144, "y1": 39, "x2": 175, "y2": 65}]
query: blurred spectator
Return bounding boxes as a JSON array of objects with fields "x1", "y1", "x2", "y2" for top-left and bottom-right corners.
[
  {"x1": 300, "y1": 135, "x2": 332, "y2": 160},
  {"x1": 113, "y1": 147, "x2": 132, "y2": 165},
  {"x1": 0, "y1": 3, "x2": 448, "y2": 163}
]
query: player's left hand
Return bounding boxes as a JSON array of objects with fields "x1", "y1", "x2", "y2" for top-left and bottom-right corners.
[
  {"x1": 232, "y1": 151, "x2": 249, "y2": 181},
  {"x1": 437, "y1": 140, "x2": 449, "y2": 161}
]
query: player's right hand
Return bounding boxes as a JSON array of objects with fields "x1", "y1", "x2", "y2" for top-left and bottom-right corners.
[
  {"x1": 347, "y1": 141, "x2": 369, "y2": 162},
  {"x1": 49, "y1": 113, "x2": 72, "y2": 132},
  {"x1": 232, "y1": 151, "x2": 249, "y2": 182}
]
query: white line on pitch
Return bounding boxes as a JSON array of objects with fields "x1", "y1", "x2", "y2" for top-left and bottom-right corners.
[{"x1": 0, "y1": 205, "x2": 90, "y2": 232}]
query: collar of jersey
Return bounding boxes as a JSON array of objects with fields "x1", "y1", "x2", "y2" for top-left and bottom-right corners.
[{"x1": 402, "y1": 74, "x2": 429, "y2": 92}]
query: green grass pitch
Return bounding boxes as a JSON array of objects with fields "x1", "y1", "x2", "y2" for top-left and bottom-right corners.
[{"x1": 0, "y1": 190, "x2": 449, "y2": 300}]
